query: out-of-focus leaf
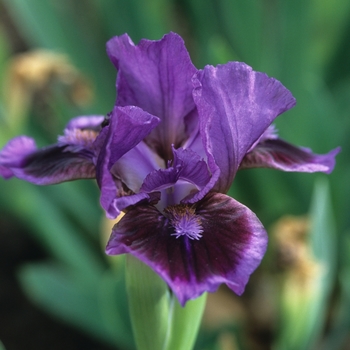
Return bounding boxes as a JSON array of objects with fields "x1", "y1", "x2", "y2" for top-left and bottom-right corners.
[
  {"x1": 276, "y1": 0, "x2": 312, "y2": 88},
  {"x1": 274, "y1": 178, "x2": 336, "y2": 350},
  {"x1": 2, "y1": 0, "x2": 115, "y2": 111},
  {"x1": 310, "y1": 0, "x2": 350, "y2": 74},
  {"x1": 325, "y1": 16, "x2": 350, "y2": 88},
  {"x1": 0, "y1": 27, "x2": 10, "y2": 78},
  {"x1": 309, "y1": 180, "x2": 336, "y2": 262},
  {"x1": 94, "y1": 0, "x2": 171, "y2": 42},
  {"x1": 306, "y1": 178, "x2": 337, "y2": 342},
  {"x1": 194, "y1": 325, "x2": 243, "y2": 350},
  {"x1": 205, "y1": 35, "x2": 240, "y2": 66},
  {"x1": 320, "y1": 232, "x2": 350, "y2": 350},
  {"x1": 18, "y1": 263, "x2": 133, "y2": 348},
  {"x1": 42, "y1": 181, "x2": 102, "y2": 239},
  {"x1": 185, "y1": 0, "x2": 221, "y2": 67},
  {"x1": 98, "y1": 267, "x2": 135, "y2": 350},
  {"x1": 0, "y1": 180, "x2": 104, "y2": 276},
  {"x1": 0, "y1": 28, "x2": 12, "y2": 135},
  {"x1": 215, "y1": 0, "x2": 264, "y2": 68}
]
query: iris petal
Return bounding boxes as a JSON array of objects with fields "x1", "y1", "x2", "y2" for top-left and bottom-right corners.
[
  {"x1": 240, "y1": 139, "x2": 341, "y2": 173},
  {"x1": 95, "y1": 105, "x2": 160, "y2": 218},
  {"x1": 111, "y1": 141, "x2": 164, "y2": 193},
  {"x1": 107, "y1": 32, "x2": 197, "y2": 160},
  {"x1": 193, "y1": 62, "x2": 296, "y2": 193},
  {"x1": 0, "y1": 115, "x2": 107, "y2": 184},
  {"x1": 106, "y1": 192, "x2": 267, "y2": 306},
  {"x1": 65, "y1": 115, "x2": 105, "y2": 131},
  {"x1": 140, "y1": 147, "x2": 211, "y2": 195},
  {"x1": 0, "y1": 136, "x2": 37, "y2": 179},
  {"x1": 0, "y1": 134, "x2": 96, "y2": 184}
]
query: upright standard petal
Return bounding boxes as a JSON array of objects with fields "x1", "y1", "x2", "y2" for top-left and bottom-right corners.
[
  {"x1": 111, "y1": 141, "x2": 164, "y2": 194},
  {"x1": 240, "y1": 138, "x2": 341, "y2": 173},
  {"x1": 140, "y1": 147, "x2": 211, "y2": 194},
  {"x1": 95, "y1": 105, "x2": 160, "y2": 218},
  {"x1": 107, "y1": 32, "x2": 197, "y2": 160},
  {"x1": 106, "y1": 192, "x2": 267, "y2": 306},
  {"x1": 193, "y1": 62, "x2": 296, "y2": 193},
  {"x1": 0, "y1": 115, "x2": 105, "y2": 184}
]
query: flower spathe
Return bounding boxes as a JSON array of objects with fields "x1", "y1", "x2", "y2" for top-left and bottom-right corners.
[{"x1": 0, "y1": 32, "x2": 340, "y2": 305}]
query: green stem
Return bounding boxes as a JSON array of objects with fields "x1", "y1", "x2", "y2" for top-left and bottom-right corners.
[
  {"x1": 126, "y1": 255, "x2": 170, "y2": 350},
  {"x1": 125, "y1": 255, "x2": 207, "y2": 350},
  {"x1": 164, "y1": 293, "x2": 207, "y2": 350}
]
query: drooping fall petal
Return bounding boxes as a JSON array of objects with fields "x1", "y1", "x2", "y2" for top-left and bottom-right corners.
[
  {"x1": 240, "y1": 138, "x2": 341, "y2": 174},
  {"x1": 0, "y1": 114, "x2": 105, "y2": 184},
  {"x1": 106, "y1": 192, "x2": 267, "y2": 306}
]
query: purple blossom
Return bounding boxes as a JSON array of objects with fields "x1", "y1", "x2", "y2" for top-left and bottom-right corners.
[{"x1": 0, "y1": 32, "x2": 340, "y2": 306}]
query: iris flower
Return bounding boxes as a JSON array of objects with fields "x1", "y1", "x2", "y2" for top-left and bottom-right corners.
[{"x1": 0, "y1": 33, "x2": 339, "y2": 305}]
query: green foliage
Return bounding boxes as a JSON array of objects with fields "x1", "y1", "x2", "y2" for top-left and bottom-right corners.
[
  {"x1": 19, "y1": 261, "x2": 134, "y2": 349},
  {"x1": 274, "y1": 179, "x2": 336, "y2": 350},
  {"x1": 0, "y1": 0, "x2": 348, "y2": 349}
]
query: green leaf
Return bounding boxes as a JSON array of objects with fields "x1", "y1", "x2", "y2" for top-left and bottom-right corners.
[
  {"x1": 309, "y1": 0, "x2": 350, "y2": 74},
  {"x1": 98, "y1": 262, "x2": 136, "y2": 350},
  {"x1": 42, "y1": 181, "x2": 102, "y2": 239},
  {"x1": 302, "y1": 178, "x2": 336, "y2": 348},
  {"x1": 274, "y1": 178, "x2": 336, "y2": 350},
  {"x1": 2, "y1": 0, "x2": 114, "y2": 110},
  {"x1": 0, "y1": 181, "x2": 104, "y2": 276},
  {"x1": 309, "y1": 178, "x2": 336, "y2": 268},
  {"x1": 19, "y1": 262, "x2": 135, "y2": 349},
  {"x1": 185, "y1": 0, "x2": 222, "y2": 67},
  {"x1": 18, "y1": 263, "x2": 118, "y2": 346},
  {"x1": 215, "y1": 0, "x2": 264, "y2": 68},
  {"x1": 320, "y1": 243, "x2": 350, "y2": 350}
]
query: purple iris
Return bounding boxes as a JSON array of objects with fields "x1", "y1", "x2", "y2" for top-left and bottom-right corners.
[{"x1": 0, "y1": 32, "x2": 340, "y2": 305}]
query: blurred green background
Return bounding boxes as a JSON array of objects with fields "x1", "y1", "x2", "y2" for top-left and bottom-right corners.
[{"x1": 0, "y1": 0, "x2": 348, "y2": 349}]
